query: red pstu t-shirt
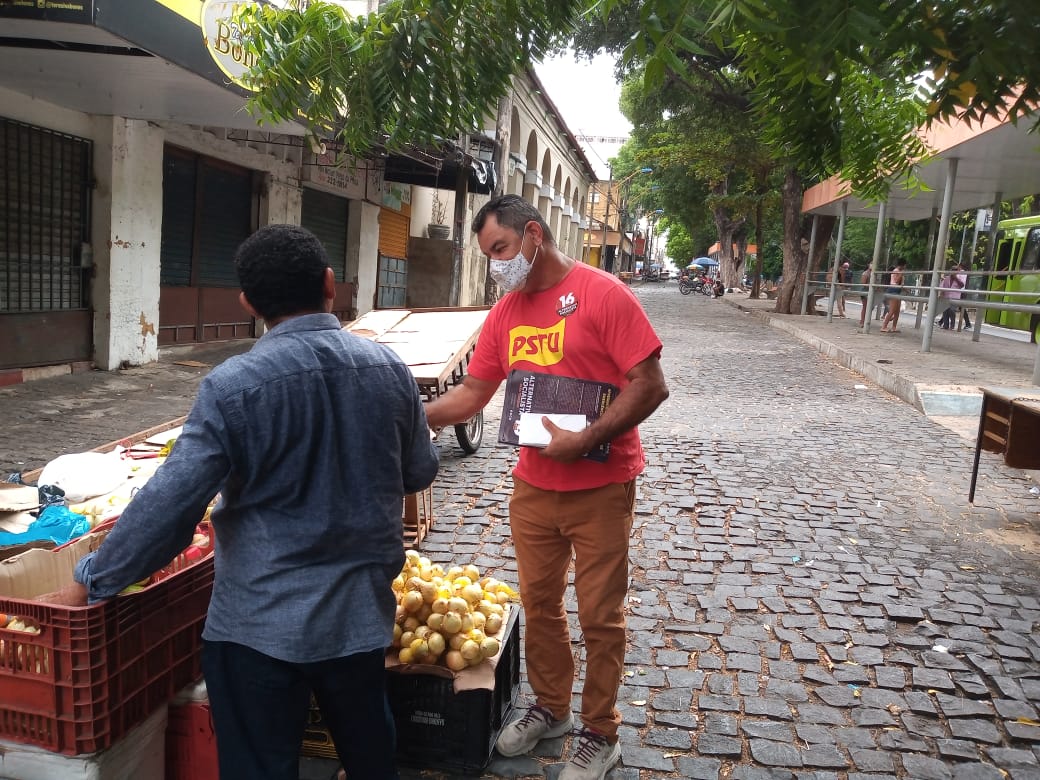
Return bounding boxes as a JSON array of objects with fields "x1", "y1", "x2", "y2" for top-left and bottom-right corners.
[{"x1": 467, "y1": 263, "x2": 663, "y2": 491}]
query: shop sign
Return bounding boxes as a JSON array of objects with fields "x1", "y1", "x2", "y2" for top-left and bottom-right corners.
[
  {"x1": 0, "y1": 0, "x2": 93, "y2": 22},
  {"x1": 301, "y1": 157, "x2": 367, "y2": 201},
  {"x1": 381, "y1": 182, "x2": 412, "y2": 211},
  {"x1": 200, "y1": 0, "x2": 260, "y2": 90}
]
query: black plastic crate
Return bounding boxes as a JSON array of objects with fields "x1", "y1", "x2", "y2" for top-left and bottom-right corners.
[{"x1": 301, "y1": 606, "x2": 521, "y2": 775}]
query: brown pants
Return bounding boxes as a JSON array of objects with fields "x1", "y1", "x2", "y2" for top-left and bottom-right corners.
[{"x1": 509, "y1": 477, "x2": 636, "y2": 739}]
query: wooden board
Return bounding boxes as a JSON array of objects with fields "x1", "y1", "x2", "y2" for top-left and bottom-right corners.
[{"x1": 344, "y1": 307, "x2": 490, "y2": 392}]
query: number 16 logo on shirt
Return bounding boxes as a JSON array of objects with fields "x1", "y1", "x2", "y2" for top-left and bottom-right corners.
[{"x1": 557, "y1": 292, "x2": 578, "y2": 317}]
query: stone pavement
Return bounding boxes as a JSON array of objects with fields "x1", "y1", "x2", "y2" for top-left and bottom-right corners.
[{"x1": 4, "y1": 283, "x2": 1040, "y2": 780}]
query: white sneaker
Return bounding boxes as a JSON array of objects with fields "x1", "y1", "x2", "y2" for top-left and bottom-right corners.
[
  {"x1": 560, "y1": 729, "x2": 622, "y2": 779},
  {"x1": 495, "y1": 705, "x2": 573, "y2": 756}
]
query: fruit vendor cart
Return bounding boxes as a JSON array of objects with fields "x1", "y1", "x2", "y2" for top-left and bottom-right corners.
[{"x1": 344, "y1": 306, "x2": 491, "y2": 454}]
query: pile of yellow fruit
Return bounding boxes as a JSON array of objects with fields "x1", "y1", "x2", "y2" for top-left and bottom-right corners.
[{"x1": 391, "y1": 550, "x2": 518, "y2": 671}]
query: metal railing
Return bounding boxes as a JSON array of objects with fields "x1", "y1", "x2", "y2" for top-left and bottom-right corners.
[{"x1": 800, "y1": 267, "x2": 1040, "y2": 384}]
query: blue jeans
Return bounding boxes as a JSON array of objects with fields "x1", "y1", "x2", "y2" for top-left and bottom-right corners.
[{"x1": 203, "y1": 641, "x2": 399, "y2": 780}]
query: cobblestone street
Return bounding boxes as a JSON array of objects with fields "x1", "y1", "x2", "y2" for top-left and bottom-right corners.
[
  {"x1": 417, "y1": 283, "x2": 1040, "y2": 779},
  {"x1": 4, "y1": 283, "x2": 1040, "y2": 779}
]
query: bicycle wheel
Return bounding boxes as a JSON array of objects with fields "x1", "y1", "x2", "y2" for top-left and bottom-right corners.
[{"x1": 454, "y1": 410, "x2": 484, "y2": 454}]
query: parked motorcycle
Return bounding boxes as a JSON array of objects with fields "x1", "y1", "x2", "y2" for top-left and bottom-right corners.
[{"x1": 678, "y1": 274, "x2": 712, "y2": 296}]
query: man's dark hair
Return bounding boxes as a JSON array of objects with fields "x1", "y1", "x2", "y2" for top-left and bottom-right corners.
[
  {"x1": 234, "y1": 224, "x2": 330, "y2": 320},
  {"x1": 472, "y1": 194, "x2": 555, "y2": 244}
]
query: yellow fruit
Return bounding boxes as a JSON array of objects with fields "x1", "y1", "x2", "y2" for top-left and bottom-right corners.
[
  {"x1": 405, "y1": 549, "x2": 421, "y2": 565},
  {"x1": 467, "y1": 654, "x2": 483, "y2": 667},
  {"x1": 460, "y1": 639, "x2": 481, "y2": 661},
  {"x1": 463, "y1": 564, "x2": 481, "y2": 582},
  {"x1": 414, "y1": 626, "x2": 431, "y2": 640},
  {"x1": 445, "y1": 650, "x2": 467, "y2": 671},
  {"x1": 395, "y1": 605, "x2": 408, "y2": 625},
  {"x1": 470, "y1": 611, "x2": 486, "y2": 630},
  {"x1": 403, "y1": 616, "x2": 420, "y2": 632},
  {"x1": 405, "y1": 577, "x2": 424, "y2": 592},
  {"x1": 460, "y1": 613, "x2": 474, "y2": 634},
  {"x1": 416, "y1": 604, "x2": 433, "y2": 622},
  {"x1": 402, "y1": 591, "x2": 424, "y2": 613},
  {"x1": 480, "y1": 637, "x2": 501, "y2": 659},
  {"x1": 391, "y1": 575, "x2": 405, "y2": 592},
  {"x1": 431, "y1": 598, "x2": 450, "y2": 615},
  {"x1": 485, "y1": 613, "x2": 503, "y2": 635},
  {"x1": 400, "y1": 631, "x2": 415, "y2": 648},
  {"x1": 427, "y1": 631, "x2": 446, "y2": 657},
  {"x1": 453, "y1": 576, "x2": 472, "y2": 589},
  {"x1": 419, "y1": 581, "x2": 437, "y2": 603},
  {"x1": 398, "y1": 647, "x2": 415, "y2": 664},
  {"x1": 442, "y1": 612, "x2": 463, "y2": 635},
  {"x1": 462, "y1": 583, "x2": 484, "y2": 604},
  {"x1": 426, "y1": 613, "x2": 445, "y2": 631},
  {"x1": 392, "y1": 624, "x2": 402, "y2": 646},
  {"x1": 419, "y1": 556, "x2": 432, "y2": 570},
  {"x1": 449, "y1": 633, "x2": 467, "y2": 650},
  {"x1": 447, "y1": 597, "x2": 469, "y2": 615},
  {"x1": 429, "y1": 564, "x2": 445, "y2": 578},
  {"x1": 446, "y1": 566, "x2": 464, "y2": 580},
  {"x1": 495, "y1": 591, "x2": 510, "y2": 605},
  {"x1": 409, "y1": 638, "x2": 430, "y2": 659}
]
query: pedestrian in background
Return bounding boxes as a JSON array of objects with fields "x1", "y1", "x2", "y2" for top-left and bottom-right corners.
[
  {"x1": 938, "y1": 269, "x2": 957, "y2": 329},
  {"x1": 836, "y1": 261, "x2": 850, "y2": 317},
  {"x1": 426, "y1": 194, "x2": 668, "y2": 780},
  {"x1": 954, "y1": 263, "x2": 972, "y2": 330},
  {"x1": 858, "y1": 264, "x2": 873, "y2": 327},
  {"x1": 73, "y1": 224, "x2": 439, "y2": 780},
  {"x1": 880, "y1": 260, "x2": 906, "y2": 333}
]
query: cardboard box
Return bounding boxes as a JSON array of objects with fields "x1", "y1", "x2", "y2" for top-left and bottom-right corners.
[{"x1": 0, "y1": 528, "x2": 106, "y2": 599}]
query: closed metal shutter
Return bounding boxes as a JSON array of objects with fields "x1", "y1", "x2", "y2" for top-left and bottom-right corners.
[
  {"x1": 159, "y1": 149, "x2": 195, "y2": 286},
  {"x1": 0, "y1": 117, "x2": 91, "y2": 312},
  {"x1": 158, "y1": 146, "x2": 255, "y2": 345},
  {"x1": 0, "y1": 117, "x2": 93, "y2": 369},
  {"x1": 301, "y1": 188, "x2": 349, "y2": 281},
  {"x1": 196, "y1": 160, "x2": 252, "y2": 287},
  {"x1": 378, "y1": 207, "x2": 410, "y2": 259}
]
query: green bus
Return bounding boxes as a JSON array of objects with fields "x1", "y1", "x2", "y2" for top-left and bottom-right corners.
[{"x1": 985, "y1": 214, "x2": 1040, "y2": 342}]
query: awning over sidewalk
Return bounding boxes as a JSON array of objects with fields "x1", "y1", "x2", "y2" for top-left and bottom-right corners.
[
  {"x1": 802, "y1": 109, "x2": 1040, "y2": 221},
  {"x1": 0, "y1": 0, "x2": 301, "y2": 134}
]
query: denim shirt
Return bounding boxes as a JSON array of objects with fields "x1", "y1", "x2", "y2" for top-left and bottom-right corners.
[{"x1": 75, "y1": 314, "x2": 439, "y2": 663}]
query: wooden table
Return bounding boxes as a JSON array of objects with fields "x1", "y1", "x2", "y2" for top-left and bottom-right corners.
[{"x1": 969, "y1": 387, "x2": 1040, "y2": 502}]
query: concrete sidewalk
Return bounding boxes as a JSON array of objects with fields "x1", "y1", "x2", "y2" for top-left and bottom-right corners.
[{"x1": 722, "y1": 289, "x2": 1039, "y2": 437}]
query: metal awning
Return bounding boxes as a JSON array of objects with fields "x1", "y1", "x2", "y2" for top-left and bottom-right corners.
[
  {"x1": 0, "y1": 2, "x2": 301, "y2": 134},
  {"x1": 803, "y1": 110, "x2": 1040, "y2": 221}
]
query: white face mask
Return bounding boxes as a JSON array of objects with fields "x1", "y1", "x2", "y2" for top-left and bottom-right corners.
[{"x1": 489, "y1": 226, "x2": 539, "y2": 292}]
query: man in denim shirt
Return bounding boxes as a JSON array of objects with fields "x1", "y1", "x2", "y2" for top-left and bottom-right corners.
[{"x1": 74, "y1": 225, "x2": 439, "y2": 780}]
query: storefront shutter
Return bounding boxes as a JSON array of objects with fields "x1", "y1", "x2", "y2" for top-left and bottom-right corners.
[
  {"x1": 301, "y1": 188, "x2": 349, "y2": 282},
  {"x1": 196, "y1": 160, "x2": 252, "y2": 287},
  {"x1": 378, "y1": 208, "x2": 410, "y2": 259},
  {"x1": 159, "y1": 149, "x2": 195, "y2": 287}
]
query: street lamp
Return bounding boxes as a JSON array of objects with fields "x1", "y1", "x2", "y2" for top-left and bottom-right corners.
[{"x1": 600, "y1": 167, "x2": 652, "y2": 275}]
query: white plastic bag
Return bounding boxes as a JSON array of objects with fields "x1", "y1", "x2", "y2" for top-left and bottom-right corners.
[{"x1": 37, "y1": 450, "x2": 131, "y2": 504}]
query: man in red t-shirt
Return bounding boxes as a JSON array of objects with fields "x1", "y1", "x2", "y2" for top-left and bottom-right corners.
[{"x1": 426, "y1": 194, "x2": 668, "y2": 780}]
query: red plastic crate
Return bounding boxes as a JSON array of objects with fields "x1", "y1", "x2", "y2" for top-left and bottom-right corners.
[
  {"x1": 0, "y1": 554, "x2": 214, "y2": 755},
  {"x1": 166, "y1": 700, "x2": 219, "y2": 780}
]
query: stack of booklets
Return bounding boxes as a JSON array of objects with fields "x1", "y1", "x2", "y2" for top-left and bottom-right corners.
[{"x1": 498, "y1": 369, "x2": 619, "y2": 462}]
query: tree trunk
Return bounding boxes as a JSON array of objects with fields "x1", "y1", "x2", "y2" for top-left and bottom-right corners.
[
  {"x1": 751, "y1": 199, "x2": 764, "y2": 298},
  {"x1": 775, "y1": 167, "x2": 835, "y2": 314},
  {"x1": 710, "y1": 180, "x2": 745, "y2": 288}
]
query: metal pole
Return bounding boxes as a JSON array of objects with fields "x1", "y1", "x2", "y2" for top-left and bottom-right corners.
[
  {"x1": 800, "y1": 215, "x2": 820, "y2": 315},
  {"x1": 915, "y1": 208, "x2": 939, "y2": 329},
  {"x1": 826, "y1": 201, "x2": 848, "y2": 322},
  {"x1": 863, "y1": 201, "x2": 887, "y2": 333},
  {"x1": 973, "y1": 193, "x2": 1000, "y2": 342},
  {"x1": 601, "y1": 166, "x2": 612, "y2": 273},
  {"x1": 922, "y1": 157, "x2": 958, "y2": 353}
]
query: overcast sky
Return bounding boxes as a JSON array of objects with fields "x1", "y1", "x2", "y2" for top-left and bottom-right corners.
[{"x1": 534, "y1": 51, "x2": 631, "y2": 180}]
